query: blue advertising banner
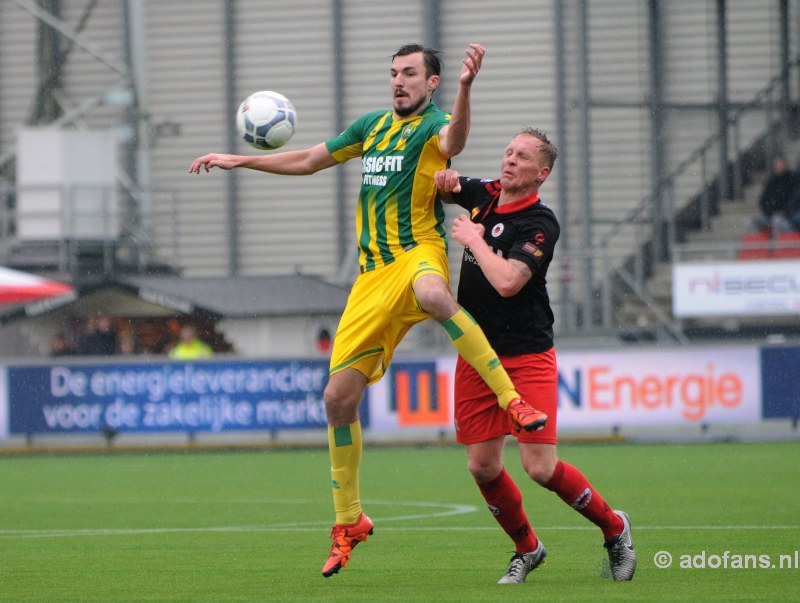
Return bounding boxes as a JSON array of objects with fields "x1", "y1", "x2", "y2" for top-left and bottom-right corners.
[
  {"x1": 760, "y1": 346, "x2": 800, "y2": 420},
  {"x1": 9, "y1": 360, "x2": 332, "y2": 434}
]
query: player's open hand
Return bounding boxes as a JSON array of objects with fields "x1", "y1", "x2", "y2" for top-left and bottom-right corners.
[
  {"x1": 188, "y1": 153, "x2": 238, "y2": 173},
  {"x1": 459, "y1": 43, "x2": 486, "y2": 86},
  {"x1": 434, "y1": 169, "x2": 462, "y2": 194}
]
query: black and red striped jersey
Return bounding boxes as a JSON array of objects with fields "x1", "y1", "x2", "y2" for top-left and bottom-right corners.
[{"x1": 450, "y1": 177, "x2": 560, "y2": 355}]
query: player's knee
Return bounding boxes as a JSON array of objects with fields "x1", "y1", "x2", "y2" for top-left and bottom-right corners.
[
  {"x1": 524, "y1": 460, "x2": 556, "y2": 486},
  {"x1": 323, "y1": 383, "x2": 360, "y2": 426},
  {"x1": 414, "y1": 276, "x2": 458, "y2": 321},
  {"x1": 468, "y1": 458, "x2": 503, "y2": 483},
  {"x1": 322, "y1": 382, "x2": 348, "y2": 409}
]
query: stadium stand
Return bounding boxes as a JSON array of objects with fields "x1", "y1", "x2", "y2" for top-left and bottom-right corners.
[
  {"x1": 772, "y1": 230, "x2": 800, "y2": 259},
  {"x1": 737, "y1": 230, "x2": 772, "y2": 260}
]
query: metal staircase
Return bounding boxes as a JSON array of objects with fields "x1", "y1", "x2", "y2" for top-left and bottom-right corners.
[{"x1": 614, "y1": 138, "x2": 800, "y2": 342}]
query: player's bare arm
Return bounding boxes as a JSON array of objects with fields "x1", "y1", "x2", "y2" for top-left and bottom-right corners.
[
  {"x1": 188, "y1": 142, "x2": 336, "y2": 175},
  {"x1": 439, "y1": 43, "x2": 485, "y2": 158},
  {"x1": 451, "y1": 213, "x2": 532, "y2": 297}
]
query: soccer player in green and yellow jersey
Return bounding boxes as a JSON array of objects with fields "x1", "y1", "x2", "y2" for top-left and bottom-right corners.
[
  {"x1": 327, "y1": 102, "x2": 450, "y2": 272},
  {"x1": 189, "y1": 42, "x2": 547, "y2": 578}
]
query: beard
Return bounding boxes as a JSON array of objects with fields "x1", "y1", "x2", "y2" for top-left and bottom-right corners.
[{"x1": 394, "y1": 94, "x2": 428, "y2": 118}]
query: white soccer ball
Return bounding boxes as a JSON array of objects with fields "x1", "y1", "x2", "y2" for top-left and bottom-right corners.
[{"x1": 236, "y1": 90, "x2": 296, "y2": 151}]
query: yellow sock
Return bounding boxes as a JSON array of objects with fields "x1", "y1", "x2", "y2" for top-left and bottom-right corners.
[
  {"x1": 328, "y1": 420, "x2": 363, "y2": 525},
  {"x1": 443, "y1": 308, "x2": 519, "y2": 409}
]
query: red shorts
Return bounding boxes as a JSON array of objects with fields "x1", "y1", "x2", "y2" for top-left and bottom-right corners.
[{"x1": 454, "y1": 348, "x2": 558, "y2": 445}]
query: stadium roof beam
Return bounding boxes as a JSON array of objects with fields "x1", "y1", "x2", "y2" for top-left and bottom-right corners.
[
  {"x1": 332, "y1": 0, "x2": 350, "y2": 286},
  {"x1": 576, "y1": 0, "x2": 594, "y2": 329},
  {"x1": 715, "y1": 0, "x2": 731, "y2": 204},
  {"x1": 11, "y1": 0, "x2": 130, "y2": 78},
  {"x1": 648, "y1": 0, "x2": 668, "y2": 265},
  {"x1": 554, "y1": 0, "x2": 573, "y2": 332},
  {"x1": 1, "y1": 0, "x2": 135, "y2": 172},
  {"x1": 222, "y1": 0, "x2": 240, "y2": 275},
  {"x1": 5, "y1": 0, "x2": 154, "y2": 271}
]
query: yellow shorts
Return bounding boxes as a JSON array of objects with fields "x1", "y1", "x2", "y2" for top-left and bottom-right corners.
[{"x1": 330, "y1": 243, "x2": 449, "y2": 385}]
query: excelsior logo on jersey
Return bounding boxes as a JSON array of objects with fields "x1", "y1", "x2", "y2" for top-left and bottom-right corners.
[
  {"x1": 362, "y1": 155, "x2": 404, "y2": 187},
  {"x1": 491, "y1": 223, "x2": 504, "y2": 237}
]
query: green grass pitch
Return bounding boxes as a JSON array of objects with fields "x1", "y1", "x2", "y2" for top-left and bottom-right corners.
[{"x1": 1, "y1": 440, "x2": 798, "y2": 602}]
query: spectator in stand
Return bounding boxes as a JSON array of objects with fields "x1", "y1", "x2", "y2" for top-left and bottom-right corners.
[
  {"x1": 750, "y1": 154, "x2": 798, "y2": 234},
  {"x1": 50, "y1": 331, "x2": 75, "y2": 357},
  {"x1": 784, "y1": 169, "x2": 800, "y2": 232},
  {"x1": 77, "y1": 315, "x2": 118, "y2": 356},
  {"x1": 169, "y1": 324, "x2": 213, "y2": 359},
  {"x1": 118, "y1": 330, "x2": 138, "y2": 355}
]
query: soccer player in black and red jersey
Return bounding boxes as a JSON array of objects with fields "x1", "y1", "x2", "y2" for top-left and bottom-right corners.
[{"x1": 435, "y1": 127, "x2": 636, "y2": 583}]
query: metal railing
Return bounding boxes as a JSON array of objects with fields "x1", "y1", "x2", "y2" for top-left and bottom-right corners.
[{"x1": 559, "y1": 55, "x2": 800, "y2": 342}]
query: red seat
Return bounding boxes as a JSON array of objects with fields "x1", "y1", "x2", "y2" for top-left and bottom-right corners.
[
  {"x1": 737, "y1": 231, "x2": 771, "y2": 260},
  {"x1": 772, "y1": 231, "x2": 800, "y2": 259}
]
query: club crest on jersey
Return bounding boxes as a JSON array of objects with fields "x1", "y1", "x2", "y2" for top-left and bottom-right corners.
[
  {"x1": 491, "y1": 223, "x2": 504, "y2": 237},
  {"x1": 401, "y1": 124, "x2": 416, "y2": 141}
]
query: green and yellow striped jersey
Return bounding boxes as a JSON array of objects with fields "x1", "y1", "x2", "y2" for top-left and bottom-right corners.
[{"x1": 326, "y1": 102, "x2": 451, "y2": 273}]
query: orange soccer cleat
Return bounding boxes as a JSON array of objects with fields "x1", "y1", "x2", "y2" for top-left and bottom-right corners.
[
  {"x1": 506, "y1": 398, "x2": 548, "y2": 432},
  {"x1": 321, "y1": 513, "x2": 374, "y2": 578}
]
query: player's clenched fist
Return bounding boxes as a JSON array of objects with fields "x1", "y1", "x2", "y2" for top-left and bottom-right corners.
[
  {"x1": 451, "y1": 213, "x2": 485, "y2": 249},
  {"x1": 434, "y1": 169, "x2": 462, "y2": 193}
]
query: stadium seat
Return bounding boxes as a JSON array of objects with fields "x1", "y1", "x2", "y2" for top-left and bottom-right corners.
[
  {"x1": 737, "y1": 231, "x2": 771, "y2": 260},
  {"x1": 772, "y1": 231, "x2": 800, "y2": 259}
]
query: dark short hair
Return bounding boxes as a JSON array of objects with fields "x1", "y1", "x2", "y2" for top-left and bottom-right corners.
[
  {"x1": 392, "y1": 44, "x2": 442, "y2": 78},
  {"x1": 518, "y1": 127, "x2": 558, "y2": 169}
]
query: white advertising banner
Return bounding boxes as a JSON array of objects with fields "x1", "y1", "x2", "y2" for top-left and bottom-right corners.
[
  {"x1": 673, "y1": 261, "x2": 800, "y2": 317},
  {"x1": 556, "y1": 346, "x2": 761, "y2": 427},
  {"x1": 366, "y1": 347, "x2": 761, "y2": 432}
]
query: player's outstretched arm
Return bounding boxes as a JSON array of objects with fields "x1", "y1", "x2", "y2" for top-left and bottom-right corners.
[
  {"x1": 188, "y1": 142, "x2": 337, "y2": 175},
  {"x1": 439, "y1": 43, "x2": 485, "y2": 158}
]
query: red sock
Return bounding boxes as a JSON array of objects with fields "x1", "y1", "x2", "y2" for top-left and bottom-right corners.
[
  {"x1": 544, "y1": 461, "x2": 623, "y2": 540},
  {"x1": 477, "y1": 468, "x2": 538, "y2": 553}
]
